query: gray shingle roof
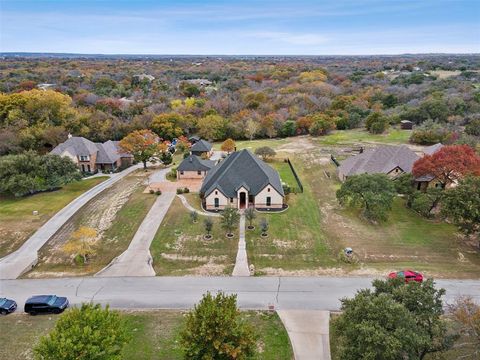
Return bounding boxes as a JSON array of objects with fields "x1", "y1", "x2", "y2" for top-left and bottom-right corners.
[
  {"x1": 178, "y1": 155, "x2": 215, "y2": 172},
  {"x1": 423, "y1": 143, "x2": 443, "y2": 155},
  {"x1": 200, "y1": 149, "x2": 284, "y2": 198},
  {"x1": 338, "y1": 145, "x2": 420, "y2": 177},
  {"x1": 191, "y1": 139, "x2": 212, "y2": 153},
  {"x1": 51, "y1": 137, "x2": 132, "y2": 164},
  {"x1": 51, "y1": 137, "x2": 98, "y2": 157}
]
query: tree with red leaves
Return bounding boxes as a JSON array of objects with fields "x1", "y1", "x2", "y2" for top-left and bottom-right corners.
[{"x1": 413, "y1": 145, "x2": 480, "y2": 188}]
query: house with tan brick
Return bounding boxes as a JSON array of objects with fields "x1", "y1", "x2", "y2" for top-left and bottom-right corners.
[
  {"x1": 177, "y1": 155, "x2": 215, "y2": 179},
  {"x1": 51, "y1": 135, "x2": 133, "y2": 173},
  {"x1": 200, "y1": 149, "x2": 284, "y2": 210}
]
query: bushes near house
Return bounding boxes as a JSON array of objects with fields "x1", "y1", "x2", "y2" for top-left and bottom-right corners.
[{"x1": 0, "y1": 152, "x2": 81, "y2": 197}]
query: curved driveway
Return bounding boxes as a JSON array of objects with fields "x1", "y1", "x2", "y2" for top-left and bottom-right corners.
[{"x1": 0, "y1": 164, "x2": 142, "y2": 280}]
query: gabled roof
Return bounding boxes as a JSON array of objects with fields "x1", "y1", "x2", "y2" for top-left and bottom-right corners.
[
  {"x1": 51, "y1": 137, "x2": 132, "y2": 164},
  {"x1": 191, "y1": 139, "x2": 212, "y2": 152},
  {"x1": 338, "y1": 145, "x2": 420, "y2": 177},
  {"x1": 51, "y1": 136, "x2": 98, "y2": 157},
  {"x1": 423, "y1": 143, "x2": 443, "y2": 156},
  {"x1": 177, "y1": 155, "x2": 215, "y2": 172},
  {"x1": 200, "y1": 149, "x2": 284, "y2": 198}
]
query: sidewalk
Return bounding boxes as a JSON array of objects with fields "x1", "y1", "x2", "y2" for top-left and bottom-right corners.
[
  {"x1": 232, "y1": 213, "x2": 250, "y2": 276},
  {"x1": 277, "y1": 310, "x2": 331, "y2": 360}
]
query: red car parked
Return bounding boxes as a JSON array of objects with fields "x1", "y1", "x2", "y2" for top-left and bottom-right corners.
[{"x1": 388, "y1": 270, "x2": 423, "y2": 283}]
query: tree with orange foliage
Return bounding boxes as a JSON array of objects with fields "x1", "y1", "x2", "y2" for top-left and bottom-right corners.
[
  {"x1": 412, "y1": 145, "x2": 480, "y2": 188},
  {"x1": 221, "y1": 138, "x2": 236, "y2": 154},
  {"x1": 119, "y1": 129, "x2": 164, "y2": 170}
]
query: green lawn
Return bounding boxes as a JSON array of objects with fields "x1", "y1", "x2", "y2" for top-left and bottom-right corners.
[
  {"x1": 150, "y1": 197, "x2": 238, "y2": 275},
  {"x1": 269, "y1": 159, "x2": 298, "y2": 189},
  {"x1": 0, "y1": 177, "x2": 108, "y2": 258},
  {"x1": 1, "y1": 311, "x2": 293, "y2": 360},
  {"x1": 302, "y1": 152, "x2": 480, "y2": 278},
  {"x1": 246, "y1": 158, "x2": 337, "y2": 275},
  {"x1": 213, "y1": 138, "x2": 290, "y2": 151},
  {"x1": 316, "y1": 128, "x2": 411, "y2": 146}
]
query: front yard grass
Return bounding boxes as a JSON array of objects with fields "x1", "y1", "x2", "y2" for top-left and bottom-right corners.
[
  {"x1": 246, "y1": 158, "x2": 337, "y2": 274},
  {"x1": 150, "y1": 197, "x2": 238, "y2": 275},
  {"x1": 302, "y1": 150, "x2": 480, "y2": 278},
  {"x1": 25, "y1": 171, "x2": 157, "y2": 277},
  {"x1": 316, "y1": 128, "x2": 411, "y2": 146},
  {"x1": 213, "y1": 137, "x2": 290, "y2": 151},
  {"x1": 1, "y1": 310, "x2": 292, "y2": 360},
  {"x1": 0, "y1": 177, "x2": 108, "y2": 258}
]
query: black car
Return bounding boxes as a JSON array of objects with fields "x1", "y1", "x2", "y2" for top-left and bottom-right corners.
[
  {"x1": 24, "y1": 295, "x2": 69, "y2": 315},
  {"x1": 0, "y1": 298, "x2": 17, "y2": 315}
]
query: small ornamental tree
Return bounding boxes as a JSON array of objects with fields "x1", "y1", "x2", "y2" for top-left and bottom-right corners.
[
  {"x1": 63, "y1": 226, "x2": 97, "y2": 264},
  {"x1": 441, "y1": 176, "x2": 480, "y2": 240},
  {"x1": 245, "y1": 207, "x2": 256, "y2": 229},
  {"x1": 160, "y1": 150, "x2": 172, "y2": 166},
  {"x1": 204, "y1": 218, "x2": 213, "y2": 239},
  {"x1": 181, "y1": 292, "x2": 257, "y2": 360},
  {"x1": 336, "y1": 173, "x2": 396, "y2": 222},
  {"x1": 221, "y1": 138, "x2": 236, "y2": 154},
  {"x1": 260, "y1": 218, "x2": 269, "y2": 236},
  {"x1": 254, "y1": 146, "x2": 276, "y2": 161},
  {"x1": 221, "y1": 206, "x2": 240, "y2": 237},
  {"x1": 190, "y1": 210, "x2": 198, "y2": 223},
  {"x1": 34, "y1": 303, "x2": 130, "y2": 360},
  {"x1": 119, "y1": 129, "x2": 163, "y2": 170},
  {"x1": 412, "y1": 145, "x2": 480, "y2": 188}
]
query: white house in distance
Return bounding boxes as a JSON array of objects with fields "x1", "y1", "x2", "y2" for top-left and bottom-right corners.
[{"x1": 200, "y1": 149, "x2": 285, "y2": 210}]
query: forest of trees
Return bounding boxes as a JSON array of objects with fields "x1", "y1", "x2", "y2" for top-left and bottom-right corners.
[{"x1": 1, "y1": 54, "x2": 479, "y2": 155}]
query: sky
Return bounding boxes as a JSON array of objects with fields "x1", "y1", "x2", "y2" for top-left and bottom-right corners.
[{"x1": 1, "y1": 0, "x2": 479, "y2": 55}]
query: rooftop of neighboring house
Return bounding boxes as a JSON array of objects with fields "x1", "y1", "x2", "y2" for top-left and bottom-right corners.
[
  {"x1": 338, "y1": 145, "x2": 420, "y2": 177},
  {"x1": 200, "y1": 149, "x2": 284, "y2": 198},
  {"x1": 422, "y1": 143, "x2": 443, "y2": 156},
  {"x1": 190, "y1": 139, "x2": 212, "y2": 153},
  {"x1": 177, "y1": 155, "x2": 215, "y2": 172},
  {"x1": 51, "y1": 136, "x2": 132, "y2": 164}
]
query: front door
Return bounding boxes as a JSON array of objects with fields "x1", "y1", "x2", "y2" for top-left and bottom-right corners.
[{"x1": 239, "y1": 192, "x2": 246, "y2": 209}]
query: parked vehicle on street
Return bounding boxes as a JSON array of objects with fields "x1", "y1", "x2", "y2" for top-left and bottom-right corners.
[
  {"x1": 24, "y1": 295, "x2": 69, "y2": 315},
  {"x1": 0, "y1": 297, "x2": 17, "y2": 315},
  {"x1": 388, "y1": 270, "x2": 423, "y2": 283}
]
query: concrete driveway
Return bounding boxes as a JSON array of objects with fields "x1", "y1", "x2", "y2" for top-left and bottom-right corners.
[
  {"x1": 0, "y1": 164, "x2": 142, "y2": 280},
  {"x1": 278, "y1": 310, "x2": 331, "y2": 360}
]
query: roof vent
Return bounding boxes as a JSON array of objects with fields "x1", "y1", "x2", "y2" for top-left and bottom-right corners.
[
  {"x1": 67, "y1": 133, "x2": 73, "y2": 139},
  {"x1": 189, "y1": 157, "x2": 193, "y2": 162}
]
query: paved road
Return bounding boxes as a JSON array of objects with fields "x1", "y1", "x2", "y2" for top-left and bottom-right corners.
[
  {"x1": 232, "y1": 214, "x2": 250, "y2": 276},
  {"x1": 278, "y1": 310, "x2": 331, "y2": 360},
  {"x1": 0, "y1": 164, "x2": 143, "y2": 280},
  {"x1": 1, "y1": 276, "x2": 478, "y2": 311}
]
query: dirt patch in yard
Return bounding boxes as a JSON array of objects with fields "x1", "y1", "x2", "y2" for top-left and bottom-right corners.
[{"x1": 24, "y1": 170, "x2": 156, "y2": 278}]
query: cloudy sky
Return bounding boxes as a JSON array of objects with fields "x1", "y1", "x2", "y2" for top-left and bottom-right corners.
[{"x1": 1, "y1": 0, "x2": 479, "y2": 55}]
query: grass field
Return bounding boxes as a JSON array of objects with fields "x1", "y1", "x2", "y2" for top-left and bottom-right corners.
[
  {"x1": 0, "y1": 177, "x2": 108, "y2": 258},
  {"x1": 150, "y1": 197, "x2": 238, "y2": 275},
  {"x1": 1, "y1": 310, "x2": 293, "y2": 360},
  {"x1": 269, "y1": 159, "x2": 298, "y2": 189},
  {"x1": 315, "y1": 128, "x2": 411, "y2": 146},
  {"x1": 26, "y1": 172, "x2": 157, "y2": 277},
  {"x1": 213, "y1": 137, "x2": 290, "y2": 151},
  {"x1": 301, "y1": 148, "x2": 480, "y2": 278}
]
